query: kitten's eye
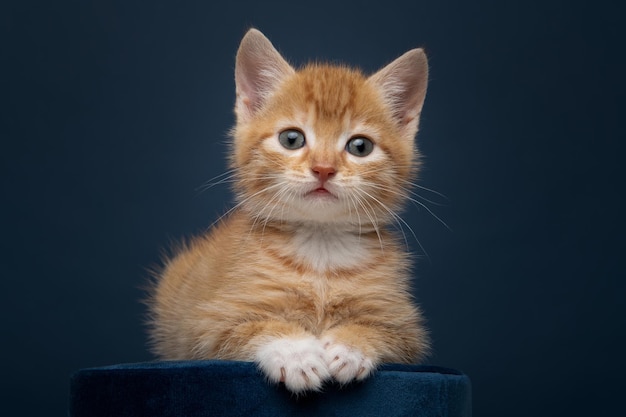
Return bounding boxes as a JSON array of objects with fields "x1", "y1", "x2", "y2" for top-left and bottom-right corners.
[
  {"x1": 278, "y1": 129, "x2": 306, "y2": 150},
  {"x1": 346, "y1": 137, "x2": 374, "y2": 157}
]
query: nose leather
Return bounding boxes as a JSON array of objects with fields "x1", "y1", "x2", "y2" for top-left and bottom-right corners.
[{"x1": 311, "y1": 166, "x2": 336, "y2": 184}]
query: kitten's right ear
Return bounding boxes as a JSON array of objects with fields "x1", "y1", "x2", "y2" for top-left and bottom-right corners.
[{"x1": 235, "y1": 29, "x2": 295, "y2": 122}]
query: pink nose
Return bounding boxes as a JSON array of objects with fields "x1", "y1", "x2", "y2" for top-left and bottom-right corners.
[{"x1": 311, "y1": 165, "x2": 336, "y2": 183}]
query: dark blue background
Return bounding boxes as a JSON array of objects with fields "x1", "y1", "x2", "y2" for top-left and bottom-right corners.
[{"x1": 2, "y1": 1, "x2": 624, "y2": 415}]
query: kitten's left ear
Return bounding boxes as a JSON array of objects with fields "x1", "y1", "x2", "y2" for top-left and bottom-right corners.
[
  {"x1": 235, "y1": 29, "x2": 295, "y2": 122},
  {"x1": 368, "y1": 48, "x2": 429, "y2": 138}
]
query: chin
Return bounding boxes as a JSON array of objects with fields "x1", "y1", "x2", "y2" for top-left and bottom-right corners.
[{"x1": 287, "y1": 198, "x2": 351, "y2": 224}]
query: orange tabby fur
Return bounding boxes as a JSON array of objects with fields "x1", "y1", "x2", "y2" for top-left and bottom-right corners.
[{"x1": 148, "y1": 29, "x2": 430, "y2": 393}]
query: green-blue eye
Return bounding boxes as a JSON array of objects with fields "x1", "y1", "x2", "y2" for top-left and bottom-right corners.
[
  {"x1": 278, "y1": 129, "x2": 306, "y2": 150},
  {"x1": 346, "y1": 137, "x2": 374, "y2": 157}
]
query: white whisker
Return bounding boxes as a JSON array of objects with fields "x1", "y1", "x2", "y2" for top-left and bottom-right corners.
[
  {"x1": 407, "y1": 182, "x2": 450, "y2": 202},
  {"x1": 260, "y1": 183, "x2": 292, "y2": 238},
  {"x1": 207, "y1": 181, "x2": 286, "y2": 229},
  {"x1": 356, "y1": 188, "x2": 429, "y2": 259},
  {"x1": 196, "y1": 169, "x2": 284, "y2": 195},
  {"x1": 196, "y1": 168, "x2": 237, "y2": 190},
  {"x1": 363, "y1": 182, "x2": 451, "y2": 232},
  {"x1": 345, "y1": 192, "x2": 362, "y2": 242},
  {"x1": 349, "y1": 190, "x2": 384, "y2": 251}
]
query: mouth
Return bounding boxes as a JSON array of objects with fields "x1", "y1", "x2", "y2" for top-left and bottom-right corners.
[{"x1": 305, "y1": 187, "x2": 338, "y2": 200}]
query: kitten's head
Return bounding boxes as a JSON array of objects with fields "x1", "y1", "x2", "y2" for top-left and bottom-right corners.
[{"x1": 230, "y1": 29, "x2": 428, "y2": 229}]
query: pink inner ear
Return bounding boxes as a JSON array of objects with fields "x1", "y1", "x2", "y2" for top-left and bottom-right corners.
[
  {"x1": 236, "y1": 68, "x2": 260, "y2": 114},
  {"x1": 234, "y1": 29, "x2": 295, "y2": 121},
  {"x1": 368, "y1": 48, "x2": 428, "y2": 133}
]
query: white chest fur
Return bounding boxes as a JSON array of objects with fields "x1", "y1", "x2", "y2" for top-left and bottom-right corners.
[{"x1": 289, "y1": 226, "x2": 372, "y2": 272}]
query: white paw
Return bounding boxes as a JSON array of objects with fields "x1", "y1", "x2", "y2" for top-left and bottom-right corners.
[
  {"x1": 322, "y1": 337, "x2": 375, "y2": 384},
  {"x1": 255, "y1": 336, "x2": 330, "y2": 393}
]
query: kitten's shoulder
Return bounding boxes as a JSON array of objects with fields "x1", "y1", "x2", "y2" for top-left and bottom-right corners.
[{"x1": 159, "y1": 211, "x2": 248, "y2": 276}]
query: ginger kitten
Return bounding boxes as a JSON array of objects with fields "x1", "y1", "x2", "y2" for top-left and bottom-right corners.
[{"x1": 148, "y1": 28, "x2": 430, "y2": 393}]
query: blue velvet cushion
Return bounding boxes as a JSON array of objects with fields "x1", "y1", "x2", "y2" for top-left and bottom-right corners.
[{"x1": 70, "y1": 360, "x2": 471, "y2": 416}]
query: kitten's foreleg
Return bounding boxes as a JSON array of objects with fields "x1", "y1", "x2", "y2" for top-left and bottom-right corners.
[
  {"x1": 320, "y1": 323, "x2": 423, "y2": 384},
  {"x1": 217, "y1": 320, "x2": 331, "y2": 393},
  {"x1": 321, "y1": 336, "x2": 376, "y2": 384},
  {"x1": 256, "y1": 335, "x2": 330, "y2": 393}
]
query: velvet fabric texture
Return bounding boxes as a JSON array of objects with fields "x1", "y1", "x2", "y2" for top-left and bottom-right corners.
[{"x1": 69, "y1": 360, "x2": 471, "y2": 416}]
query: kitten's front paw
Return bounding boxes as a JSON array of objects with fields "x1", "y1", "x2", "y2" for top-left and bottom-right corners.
[
  {"x1": 322, "y1": 337, "x2": 375, "y2": 384},
  {"x1": 256, "y1": 336, "x2": 330, "y2": 393}
]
